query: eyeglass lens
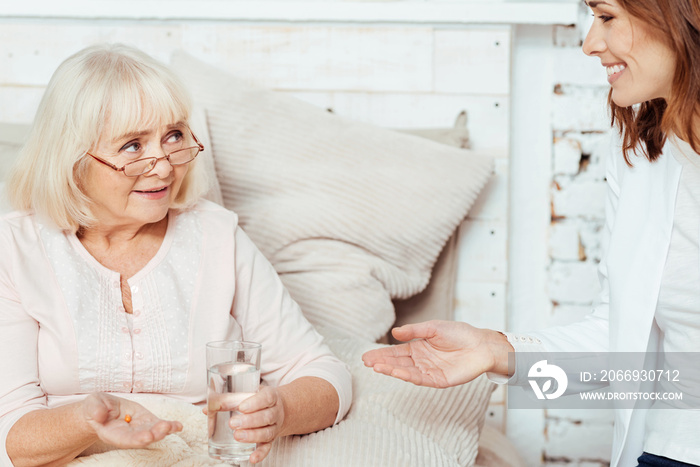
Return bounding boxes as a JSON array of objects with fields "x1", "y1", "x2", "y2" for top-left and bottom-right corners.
[{"x1": 123, "y1": 147, "x2": 200, "y2": 176}]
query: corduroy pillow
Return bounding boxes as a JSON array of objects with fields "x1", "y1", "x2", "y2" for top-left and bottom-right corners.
[{"x1": 172, "y1": 51, "x2": 493, "y2": 342}]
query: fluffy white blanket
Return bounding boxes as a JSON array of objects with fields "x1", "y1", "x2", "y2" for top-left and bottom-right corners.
[
  {"x1": 68, "y1": 332, "x2": 494, "y2": 467},
  {"x1": 68, "y1": 397, "x2": 221, "y2": 467}
]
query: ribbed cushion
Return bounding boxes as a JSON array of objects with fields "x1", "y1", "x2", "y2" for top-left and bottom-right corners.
[
  {"x1": 172, "y1": 51, "x2": 493, "y2": 342},
  {"x1": 260, "y1": 333, "x2": 494, "y2": 467}
]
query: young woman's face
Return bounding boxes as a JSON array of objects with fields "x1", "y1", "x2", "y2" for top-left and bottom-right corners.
[
  {"x1": 82, "y1": 121, "x2": 191, "y2": 231},
  {"x1": 582, "y1": 0, "x2": 676, "y2": 107}
]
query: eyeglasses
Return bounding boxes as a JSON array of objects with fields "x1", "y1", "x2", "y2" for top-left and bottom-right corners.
[{"x1": 86, "y1": 129, "x2": 205, "y2": 177}]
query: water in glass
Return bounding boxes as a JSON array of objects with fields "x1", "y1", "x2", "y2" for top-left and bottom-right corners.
[{"x1": 207, "y1": 362, "x2": 261, "y2": 462}]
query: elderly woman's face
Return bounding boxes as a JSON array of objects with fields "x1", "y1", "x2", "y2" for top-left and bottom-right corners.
[{"x1": 83, "y1": 121, "x2": 190, "y2": 230}]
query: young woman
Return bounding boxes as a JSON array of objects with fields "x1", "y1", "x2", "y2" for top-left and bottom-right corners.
[
  {"x1": 0, "y1": 44, "x2": 351, "y2": 466},
  {"x1": 363, "y1": 1, "x2": 700, "y2": 466}
]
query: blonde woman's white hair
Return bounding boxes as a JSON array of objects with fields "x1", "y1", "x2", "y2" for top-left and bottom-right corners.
[{"x1": 7, "y1": 43, "x2": 208, "y2": 232}]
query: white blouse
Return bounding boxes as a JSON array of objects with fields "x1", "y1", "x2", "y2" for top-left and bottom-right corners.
[
  {"x1": 0, "y1": 199, "x2": 351, "y2": 464},
  {"x1": 644, "y1": 137, "x2": 700, "y2": 465}
]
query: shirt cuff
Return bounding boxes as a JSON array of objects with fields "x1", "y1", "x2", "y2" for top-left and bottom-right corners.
[{"x1": 486, "y1": 331, "x2": 549, "y2": 386}]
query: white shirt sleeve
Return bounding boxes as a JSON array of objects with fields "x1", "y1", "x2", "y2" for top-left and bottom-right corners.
[
  {"x1": 0, "y1": 220, "x2": 49, "y2": 465},
  {"x1": 229, "y1": 226, "x2": 352, "y2": 424}
]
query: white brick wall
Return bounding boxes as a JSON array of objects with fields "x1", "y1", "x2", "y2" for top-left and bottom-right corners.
[
  {"x1": 544, "y1": 418, "x2": 614, "y2": 464},
  {"x1": 541, "y1": 24, "x2": 615, "y2": 467}
]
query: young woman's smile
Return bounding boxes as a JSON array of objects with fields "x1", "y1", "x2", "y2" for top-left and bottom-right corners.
[{"x1": 583, "y1": 0, "x2": 676, "y2": 107}]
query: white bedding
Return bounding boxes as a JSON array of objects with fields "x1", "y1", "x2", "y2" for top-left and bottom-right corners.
[{"x1": 68, "y1": 328, "x2": 495, "y2": 467}]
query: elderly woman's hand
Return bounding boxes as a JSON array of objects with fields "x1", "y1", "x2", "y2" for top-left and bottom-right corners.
[
  {"x1": 81, "y1": 393, "x2": 183, "y2": 448},
  {"x1": 204, "y1": 376, "x2": 339, "y2": 465},
  {"x1": 227, "y1": 386, "x2": 286, "y2": 464}
]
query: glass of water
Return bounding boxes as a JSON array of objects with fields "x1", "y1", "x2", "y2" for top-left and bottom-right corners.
[{"x1": 206, "y1": 340, "x2": 262, "y2": 463}]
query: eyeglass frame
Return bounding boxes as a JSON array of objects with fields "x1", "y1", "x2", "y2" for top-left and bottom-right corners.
[{"x1": 85, "y1": 128, "x2": 205, "y2": 177}]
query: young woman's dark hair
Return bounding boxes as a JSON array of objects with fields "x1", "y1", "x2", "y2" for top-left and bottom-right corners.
[{"x1": 610, "y1": 0, "x2": 700, "y2": 165}]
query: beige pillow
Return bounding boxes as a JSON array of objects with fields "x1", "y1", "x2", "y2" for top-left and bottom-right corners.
[
  {"x1": 188, "y1": 106, "x2": 224, "y2": 206},
  {"x1": 390, "y1": 232, "x2": 459, "y2": 343},
  {"x1": 475, "y1": 426, "x2": 526, "y2": 467},
  {"x1": 173, "y1": 51, "x2": 493, "y2": 342},
  {"x1": 390, "y1": 116, "x2": 471, "y2": 341}
]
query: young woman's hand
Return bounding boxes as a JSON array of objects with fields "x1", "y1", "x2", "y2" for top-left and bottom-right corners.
[
  {"x1": 362, "y1": 320, "x2": 513, "y2": 388},
  {"x1": 81, "y1": 392, "x2": 183, "y2": 448}
]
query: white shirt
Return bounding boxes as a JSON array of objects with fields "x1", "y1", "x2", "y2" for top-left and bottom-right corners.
[
  {"x1": 489, "y1": 134, "x2": 694, "y2": 466},
  {"x1": 644, "y1": 138, "x2": 700, "y2": 464}
]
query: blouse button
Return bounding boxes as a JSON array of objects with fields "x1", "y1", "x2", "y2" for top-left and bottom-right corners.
[
  {"x1": 135, "y1": 352, "x2": 143, "y2": 360},
  {"x1": 113, "y1": 280, "x2": 120, "y2": 288},
  {"x1": 124, "y1": 352, "x2": 131, "y2": 360},
  {"x1": 122, "y1": 382, "x2": 131, "y2": 390},
  {"x1": 134, "y1": 381, "x2": 143, "y2": 389},
  {"x1": 133, "y1": 329, "x2": 141, "y2": 335},
  {"x1": 133, "y1": 310, "x2": 141, "y2": 317},
  {"x1": 121, "y1": 326, "x2": 129, "y2": 334}
]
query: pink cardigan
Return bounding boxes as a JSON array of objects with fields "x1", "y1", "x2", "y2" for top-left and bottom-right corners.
[{"x1": 0, "y1": 199, "x2": 351, "y2": 464}]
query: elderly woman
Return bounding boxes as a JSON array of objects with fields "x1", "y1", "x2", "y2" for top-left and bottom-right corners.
[{"x1": 0, "y1": 44, "x2": 351, "y2": 466}]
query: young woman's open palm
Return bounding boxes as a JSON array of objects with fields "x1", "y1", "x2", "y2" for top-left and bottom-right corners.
[{"x1": 362, "y1": 320, "x2": 512, "y2": 388}]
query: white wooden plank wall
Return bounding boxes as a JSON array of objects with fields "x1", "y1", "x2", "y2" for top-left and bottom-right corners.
[
  {"x1": 0, "y1": 23, "x2": 511, "y2": 149},
  {"x1": 0, "y1": 16, "x2": 511, "y2": 431}
]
